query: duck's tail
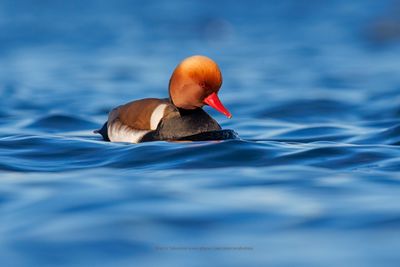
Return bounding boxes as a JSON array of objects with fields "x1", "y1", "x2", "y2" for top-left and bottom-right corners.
[{"x1": 94, "y1": 122, "x2": 110, "y2": 141}]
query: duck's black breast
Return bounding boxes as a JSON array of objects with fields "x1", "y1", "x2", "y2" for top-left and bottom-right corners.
[{"x1": 141, "y1": 108, "x2": 230, "y2": 142}]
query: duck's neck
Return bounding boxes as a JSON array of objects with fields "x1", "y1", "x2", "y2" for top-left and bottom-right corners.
[
  {"x1": 168, "y1": 97, "x2": 203, "y2": 116},
  {"x1": 176, "y1": 107, "x2": 204, "y2": 116}
]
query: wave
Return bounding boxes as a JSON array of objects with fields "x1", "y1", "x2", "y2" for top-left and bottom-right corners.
[
  {"x1": 25, "y1": 114, "x2": 100, "y2": 133},
  {"x1": 1, "y1": 134, "x2": 399, "y2": 172},
  {"x1": 258, "y1": 99, "x2": 358, "y2": 122},
  {"x1": 351, "y1": 123, "x2": 400, "y2": 145}
]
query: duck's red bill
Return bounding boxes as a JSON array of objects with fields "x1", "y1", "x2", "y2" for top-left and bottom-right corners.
[{"x1": 204, "y1": 92, "x2": 232, "y2": 118}]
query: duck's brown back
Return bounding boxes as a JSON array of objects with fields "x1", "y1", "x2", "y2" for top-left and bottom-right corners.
[{"x1": 116, "y1": 98, "x2": 170, "y2": 130}]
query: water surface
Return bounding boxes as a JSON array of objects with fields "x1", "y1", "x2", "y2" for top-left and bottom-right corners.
[{"x1": 1, "y1": 0, "x2": 400, "y2": 266}]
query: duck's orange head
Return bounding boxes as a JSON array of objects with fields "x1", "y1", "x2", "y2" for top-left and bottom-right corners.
[{"x1": 169, "y1": 55, "x2": 232, "y2": 118}]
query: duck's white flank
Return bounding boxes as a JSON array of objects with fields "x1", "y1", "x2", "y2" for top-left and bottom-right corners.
[
  {"x1": 107, "y1": 103, "x2": 167, "y2": 143},
  {"x1": 108, "y1": 120, "x2": 150, "y2": 143},
  {"x1": 150, "y1": 104, "x2": 167, "y2": 130}
]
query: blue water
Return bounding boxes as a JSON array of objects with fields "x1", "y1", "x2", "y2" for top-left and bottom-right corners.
[{"x1": 1, "y1": 0, "x2": 400, "y2": 266}]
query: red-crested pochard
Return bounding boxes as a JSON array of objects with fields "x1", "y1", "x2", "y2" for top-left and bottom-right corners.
[{"x1": 95, "y1": 55, "x2": 233, "y2": 143}]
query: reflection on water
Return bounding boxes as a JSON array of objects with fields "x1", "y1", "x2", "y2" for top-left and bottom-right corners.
[{"x1": 1, "y1": 0, "x2": 400, "y2": 266}]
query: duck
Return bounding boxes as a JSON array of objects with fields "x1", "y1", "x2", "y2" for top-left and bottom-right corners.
[{"x1": 95, "y1": 55, "x2": 234, "y2": 143}]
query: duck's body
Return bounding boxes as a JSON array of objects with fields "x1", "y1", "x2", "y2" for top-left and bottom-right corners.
[
  {"x1": 95, "y1": 55, "x2": 232, "y2": 143},
  {"x1": 96, "y1": 98, "x2": 222, "y2": 143}
]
